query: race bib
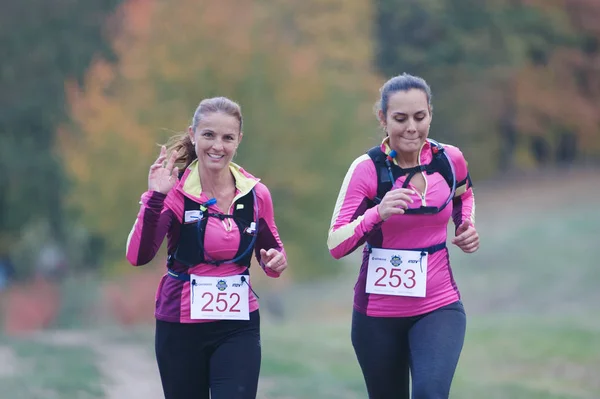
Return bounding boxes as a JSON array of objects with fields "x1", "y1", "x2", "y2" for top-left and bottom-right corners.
[
  {"x1": 365, "y1": 248, "x2": 428, "y2": 297},
  {"x1": 190, "y1": 275, "x2": 250, "y2": 320}
]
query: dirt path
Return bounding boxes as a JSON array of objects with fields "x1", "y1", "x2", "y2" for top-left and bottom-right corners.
[
  {"x1": 94, "y1": 340, "x2": 163, "y2": 399},
  {"x1": 31, "y1": 329, "x2": 286, "y2": 398},
  {"x1": 34, "y1": 329, "x2": 163, "y2": 399},
  {"x1": 0, "y1": 345, "x2": 21, "y2": 378}
]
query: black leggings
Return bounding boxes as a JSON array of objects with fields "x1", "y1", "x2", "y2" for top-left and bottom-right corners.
[
  {"x1": 155, "y1": 310, "x2": 261, "y2": 399},
  {"x1": 351, "y1": 301, "x2": 466, "y2": 399}
]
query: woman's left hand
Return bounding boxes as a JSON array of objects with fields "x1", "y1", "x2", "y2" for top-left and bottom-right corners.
[
  {"x1": 452, "y1": 220, "x2": 479, "y2": 253},
  {"x1": 260, "y1": 248, "x2": 287, "y2": 273}
]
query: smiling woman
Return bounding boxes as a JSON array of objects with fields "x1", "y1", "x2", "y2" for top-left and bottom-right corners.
[{"x1": 125, "y1": 96, "x2": 288, "y2": 399}]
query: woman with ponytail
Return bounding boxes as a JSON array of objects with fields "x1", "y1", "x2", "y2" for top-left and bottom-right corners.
[
  {"x1": 126, "y1": 97, "x2": 287, "y2": 399},
  {"x1": 328, "y1": 74, "x2": 479, "y2": 398}
]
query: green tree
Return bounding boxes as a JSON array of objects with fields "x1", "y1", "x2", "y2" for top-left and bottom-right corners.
[
  {"x1": 0, "y1": 0, "x2": 120, "y2": 257},
  {"x1": 373, "y1": 0, "x2": 594, "y2": 175},
  {"x1": 514, "y1": 0, "x2": 600, "y2": 163}
]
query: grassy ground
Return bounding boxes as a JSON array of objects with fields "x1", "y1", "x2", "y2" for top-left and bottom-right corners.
[
  {"x1": 257, "y1": 168, "x2": 600, "y2": 398},
  {"x1": 0, "y1": 335, "x2": 103, "y2": 399},
  {"x1": 1, "y1": 168, "x2": 599, "y2": 398}
]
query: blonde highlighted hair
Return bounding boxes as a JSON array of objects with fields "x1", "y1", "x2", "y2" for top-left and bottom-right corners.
[{"x1": 164, "y1": 97, "x2": 243, "y2": 170}]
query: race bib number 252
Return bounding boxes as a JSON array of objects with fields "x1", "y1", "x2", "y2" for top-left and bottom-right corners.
[{"x1": 190, "y1": 275, "x2": 250, "y2": 320}]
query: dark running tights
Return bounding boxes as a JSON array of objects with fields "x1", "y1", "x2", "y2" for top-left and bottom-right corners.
[
  {"x1": 155, "y1": 310, "x2": 261, "y2": 399},
  {"x1": 351, "y1": 301, "x2": 466, "y2": 399}
]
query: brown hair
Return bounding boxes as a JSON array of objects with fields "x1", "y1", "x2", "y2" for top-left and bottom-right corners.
[
  {"x1": 374, "y1": 72, "x2": 433, "y2": 118},
  {"x1": 164, "y1": 97, "x2": 243, "y2": 170}
]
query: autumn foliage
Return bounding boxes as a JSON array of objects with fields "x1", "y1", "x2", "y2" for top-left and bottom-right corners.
[
  {"x1": 59, "y1": 0, "x2": 379, "y2": 279},
  {"x1": 56, "y1": 0, "x2": 600, "y2": 282}
]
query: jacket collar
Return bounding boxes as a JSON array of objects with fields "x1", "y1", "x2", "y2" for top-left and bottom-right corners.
[{"x1": 180, "y1": 160, "x2": 260, "y2": 201}]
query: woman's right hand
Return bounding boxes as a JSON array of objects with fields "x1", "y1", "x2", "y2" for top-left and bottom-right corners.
[
  {"x1": 377, "y1": 188, "x2": 415, "y2": 221},
  {"x1": 148, "y1": 146, "x2": 179, "y2": 195}
]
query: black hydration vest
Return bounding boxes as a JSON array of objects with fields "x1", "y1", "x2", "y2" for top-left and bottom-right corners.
[
  {"x1": 168, "y1": 189, "x2": 258, "y2": 270},
  {"x1": 367, "y1": 139, "x2": 465, "y2": 215}
]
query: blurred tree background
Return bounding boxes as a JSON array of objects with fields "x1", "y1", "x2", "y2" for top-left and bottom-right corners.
[
  {"x1": 0, "y1": 0, "x2": 120, "y2": 276},
  {"x1": 1, "y1": 0, "x2": 599, "y2": 281}
]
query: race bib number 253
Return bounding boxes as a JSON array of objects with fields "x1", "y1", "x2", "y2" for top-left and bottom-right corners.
[{"x1": 365, "y1": 248, "x2": 428, "y2": 297}]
